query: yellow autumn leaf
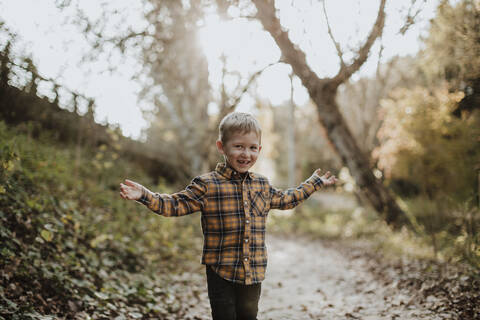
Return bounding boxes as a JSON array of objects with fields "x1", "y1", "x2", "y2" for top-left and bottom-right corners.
[
  {"x1": 6, "y1": 160, "x2": 15, "y2": 172},
  {"x1": 41, "y1": 230, "x2": 53, "y2": 242}
]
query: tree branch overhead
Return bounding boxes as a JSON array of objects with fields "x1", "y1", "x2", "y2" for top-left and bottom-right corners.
[{"x1": 332, "y1": 0, "x2": 386, "y2": 86}]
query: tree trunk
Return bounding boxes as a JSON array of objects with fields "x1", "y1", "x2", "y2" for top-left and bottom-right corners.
[
  {"x1": 252, "y1": 0, "x2": 408, "y2": 228},
  {"x1": 316, "y1": 87, "x2": 406, "y2": 226}
]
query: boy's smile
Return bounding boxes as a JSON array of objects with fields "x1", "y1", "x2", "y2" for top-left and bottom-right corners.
[{"x1": 216, "y1": 131, "x2": 262, "y2": 174}]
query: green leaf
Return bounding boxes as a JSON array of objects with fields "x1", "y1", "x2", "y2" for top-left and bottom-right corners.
[{"x1": 40, "y1": 230, "x2": 53, "y2": 242}]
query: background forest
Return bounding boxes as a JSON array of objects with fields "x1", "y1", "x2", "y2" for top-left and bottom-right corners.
[{"x1": 0, "y1": 0, "x2": 479, "y2": 319}]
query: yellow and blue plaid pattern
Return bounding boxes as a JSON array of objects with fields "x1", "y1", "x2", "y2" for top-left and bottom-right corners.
[{"x1": 138, "y1": 162, "x2": 324, "y2": 284}]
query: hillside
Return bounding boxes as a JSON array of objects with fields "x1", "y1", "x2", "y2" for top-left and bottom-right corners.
[{"x1": 0, "y1": 121, "x2": 205, "y2": 319}]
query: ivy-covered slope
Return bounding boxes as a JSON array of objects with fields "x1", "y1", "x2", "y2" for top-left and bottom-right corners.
[{"x1": 0, "y1": 122, "x2": 204, "y2": 319}]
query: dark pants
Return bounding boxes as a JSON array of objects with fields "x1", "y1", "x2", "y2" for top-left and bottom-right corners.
[{"x1": 206, "y1": 266, "x2": 262, "y2": 320}]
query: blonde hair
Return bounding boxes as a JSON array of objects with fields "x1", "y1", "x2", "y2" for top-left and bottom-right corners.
[{"x1": 218, "y1": 112, "x2": 262, "y2": 144}]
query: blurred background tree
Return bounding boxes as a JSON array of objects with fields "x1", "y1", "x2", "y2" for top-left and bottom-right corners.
[
  {"x1": 375, "y1": 86, "x2": 479, "y2": 202},
  {"x1": 371, "y1": 0, "x2": 480, "y2": 259},
  {"x1": 138, "y1": 1, "x2": 211, "y2": 180},
  {"x1": 420, "y1": 0, "x2": 480, "y2": 116},
  {"x1": 58, "y1": 0, "x2": 275, "y2": 183}
]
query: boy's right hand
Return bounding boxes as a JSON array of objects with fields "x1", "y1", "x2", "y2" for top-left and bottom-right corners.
[{"x1": 119, "y1": 179, "x2": 143, "y2": 201}]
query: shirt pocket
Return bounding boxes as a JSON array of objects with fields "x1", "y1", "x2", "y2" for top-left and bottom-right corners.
[{"x1": 251, "y1": 190, "x2": 270, "y2": 216}]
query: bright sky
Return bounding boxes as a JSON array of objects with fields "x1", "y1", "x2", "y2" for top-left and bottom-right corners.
[{"x1": 0, "y1": 0, "x2": 438, "y2": 139}]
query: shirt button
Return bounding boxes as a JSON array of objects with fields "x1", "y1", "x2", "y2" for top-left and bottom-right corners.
[
  {"x1": 244, "y1": 201, "x2": 248, "y2": 206},
  {"x1": 244, "y1": 257, "x2": 248, "y2": 262},
  {"x1": 246, "y1": 220, "x2": 250, "y2": 224},
  {"x1": 245, "y1": 238, "x2": 249, "y2": 243}
]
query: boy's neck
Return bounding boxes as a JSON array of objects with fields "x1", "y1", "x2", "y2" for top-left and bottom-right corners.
[{"x1": 224, "y1": 161, "x2": 249, "y2": 178}]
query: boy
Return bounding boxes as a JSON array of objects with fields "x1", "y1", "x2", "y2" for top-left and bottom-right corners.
[{"x1": 119, "y1": 112, "x2": 337, "y2": 320}]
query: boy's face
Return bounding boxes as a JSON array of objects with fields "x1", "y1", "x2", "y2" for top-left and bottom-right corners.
[{"x1": 216, "y1": 131, "x2": 262, "y2": 173}]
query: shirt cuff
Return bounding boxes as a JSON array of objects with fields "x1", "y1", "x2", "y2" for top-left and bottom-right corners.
[
  {"x1": 307, "y1": 172, "x2": 324, "y2": 191},
  {"x1": 135, "y1": 186, "x2": 151, "y2": 205}
]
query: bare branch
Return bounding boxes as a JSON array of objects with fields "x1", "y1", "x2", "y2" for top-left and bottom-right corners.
[
  {"x1": 226, "y1": 61, "x2": 279, "y2": 112},
  {"x1": 376, "y1": 37, "x2": 384, "y2": 79},
  {"x1": 109, "y1": 31, "x2": 151, "y2": 53},
  {"x1": 9, "y1": 57, "x2": 95, "y2": 108},
  {"x1": 322, "y1": 0, "x2": 345, "y2": 69},
  {"x1": 399, "y1": 0, "x2": 426, "y2": 35},
  {"x1": 220, "y1": 54, "x2": 228, "y2": 112},
  {"x1": 252, "y1": 0, "x2": 324, "y2": 88},
  {"x1": 332, "y1": 0, "x2": 386, "y2": 86},
  {"x1": 212, "y1": 60, "x2": 279, "y2": 141}
]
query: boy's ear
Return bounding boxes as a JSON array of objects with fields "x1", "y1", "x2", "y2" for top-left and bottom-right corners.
[{"x1": 216, "y1": 140, "x2": 225, "y2": 155}]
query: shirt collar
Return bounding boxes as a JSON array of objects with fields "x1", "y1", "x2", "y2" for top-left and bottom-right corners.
[{"x1": 215, "y1": 162, "x2": 251, "y2": 180}]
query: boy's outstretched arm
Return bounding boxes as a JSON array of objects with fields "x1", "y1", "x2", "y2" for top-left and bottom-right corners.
[
  {"x1": 119, "y1": 177, "x2": 207, "y2": 217},
  {"x1": 269, "y1": 169, "x2": 338, "y2": 210}
]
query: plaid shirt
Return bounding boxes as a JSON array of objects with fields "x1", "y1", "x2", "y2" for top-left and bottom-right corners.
[{"x1": 137, "y1": 162, "x2": 324, "y2": 285}]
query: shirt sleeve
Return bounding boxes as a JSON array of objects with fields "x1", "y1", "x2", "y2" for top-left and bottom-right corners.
[
  {"x1": 136, "y1": 176, "x2": 208, "y2": 217},
  {"x1": 269, "y1": 172, "x2": 324, "y2": 210}
]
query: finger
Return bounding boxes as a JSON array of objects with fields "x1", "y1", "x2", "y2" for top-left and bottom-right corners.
[{"x1": 124, "y1": 179, "x2": 138, "y2": 187}]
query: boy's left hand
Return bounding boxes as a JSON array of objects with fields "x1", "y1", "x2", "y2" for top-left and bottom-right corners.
[{"x1": 315, "y1": 169, "x2": 338, "y2": 186}]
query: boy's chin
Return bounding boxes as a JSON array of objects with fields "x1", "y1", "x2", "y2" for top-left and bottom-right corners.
[
  {"x1": 234, "y1": 164, "x2": 253, "y2": 173},
  {"x1": 226, "y1": 160, "x2": 254, "y2": 173}
]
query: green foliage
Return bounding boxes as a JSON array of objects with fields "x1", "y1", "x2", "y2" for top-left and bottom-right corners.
[
  {"x1": 421, "y1": 0, "x2": 480, "y2": 87},
  {"x1": 269, "y1": 197, "x2": 480, "y2": 268},
  {"x1": 375, "y1": 85, "x2": 480, "y2": 202},
  {"x1": 268, "y1": 205, "x2": 381, "y2": 240},
  {"x1": 0, "y1": 121, "x2": 203, "y2": 318},
  {"x1": 268, "y1": 200, "x2": 435, "y2": 259},
  {"x1": 401, "y1": 196, "x2": 480, "y2": 267},
  {"x1": 372, "y1": 84, "x2": 480, "y2": 267}
]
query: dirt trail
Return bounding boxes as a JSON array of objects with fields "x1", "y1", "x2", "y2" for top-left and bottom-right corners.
[
  {"x1": 179, "y1": 234, "x2": 454, "y2": 320},
  {"x1": 258, "y1": 235, "x2": 453, "y2": 320}
]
